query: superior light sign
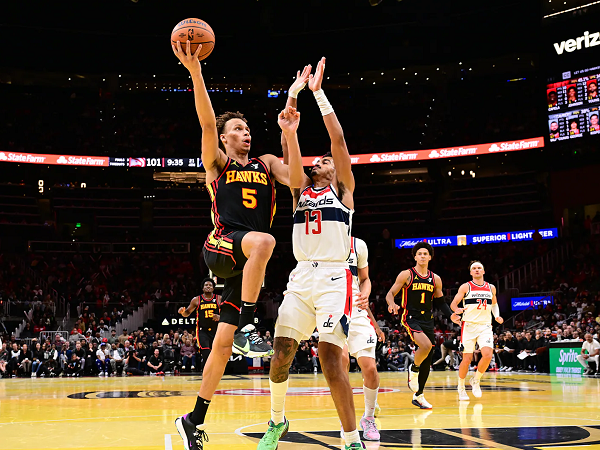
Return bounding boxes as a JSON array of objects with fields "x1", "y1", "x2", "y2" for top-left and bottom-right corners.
[{"x1": 394, "y1": 228, "x2": 558, "y2": 249}]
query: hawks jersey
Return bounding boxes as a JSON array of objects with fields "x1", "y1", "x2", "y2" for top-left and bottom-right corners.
[
  {"x1": 195, "y1": 294, "x2": 220, "y2": 332},
  {"x1": 347, "y1": 237, "x2": 368, "y2": 318},
  {"x1": 461, "y1": 281, "x2": 494, "y2": 324},
  {"x1": 206, "y1": 157, "x2": 276, "y2": 235},
  {"x1": 292, "y1": 184, "x2": 353, "y2": 262},
  {"x1": 400, "y1": 268, "x2": 437, "y2": 321}
]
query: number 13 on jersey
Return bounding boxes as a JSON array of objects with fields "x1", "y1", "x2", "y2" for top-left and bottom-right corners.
[{"x1": 305, "y1": 210, "x2": 322, "y2": 234}]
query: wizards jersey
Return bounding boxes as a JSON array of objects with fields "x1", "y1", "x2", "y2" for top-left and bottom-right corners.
[
  {"x1": 461, "y1": 281, "x2": 494, "y2": 324},
  {"x1": 292, "y1": 184, "x2": 353, "y2": 262}
]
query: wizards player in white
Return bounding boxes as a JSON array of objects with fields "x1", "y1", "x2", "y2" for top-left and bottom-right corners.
[
  {"x1": 341, "y1": 237, "x2": 385, "y2": 441},
  {"x1": 258, "y1": 57, "x2": 365, "y2": 450},
  {"x1": 451, "y1": 261, "x2": 503, "y2": 400}
]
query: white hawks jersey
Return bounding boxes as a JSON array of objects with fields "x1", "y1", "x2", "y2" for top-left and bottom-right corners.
[
  {"x1": 461, "y1": 281, "x2": 494, "y2": 324},
  {"x1": 292, "y1": 184, "x2": 353, "y2": 262},
  {"x1": 347, "y1": 237, "x2": 369, "y2": 318}
]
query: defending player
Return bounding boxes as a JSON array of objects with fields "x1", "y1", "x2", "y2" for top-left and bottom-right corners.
[
  {"x1": 178, "y1": 278, "x2": 221, "y2": 372},
  {"x1": 386, "y1": 243, "x2": 458, "y2": 409},
  {"x1": 172, "y1": 41, "x2": 305, "y2": 450},
  {"x1": 450, "y1": 261, "x2": 503, "y2": 400},
  {"x1": 257, "y1": 57, "x2": 365, "y2": 450},
  {"x1": 340, "y1": 237, "x2": 384, "y2": 441}
]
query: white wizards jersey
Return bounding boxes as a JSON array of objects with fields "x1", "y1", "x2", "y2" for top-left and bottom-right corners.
[
  {"x1": 293, "y1": 184, "x2": 353, "y2": 262},
  {"x1": 462, "y1": 281, "x2": 494, "y2": 324},
  {"x1": 347, "y1": 237, "x2": 369, "y2": 317}
]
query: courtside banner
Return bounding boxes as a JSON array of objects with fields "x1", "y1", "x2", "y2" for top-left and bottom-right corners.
[
  {"x1": 0, "y1": 136, "x2": 544, "y2": 168},
  {"x1": 0, "y1": 151, "x2": 109, "y2": 167},
  {"x1": 395, "y1": 228, "x2": 558, "y2": 249}
]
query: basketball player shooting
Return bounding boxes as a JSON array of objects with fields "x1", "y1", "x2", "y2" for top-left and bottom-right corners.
[
  {"x1": 450, "y1": 261, "x2": 503, "y2": 401},
  {"x1": 257, "y1": 57, "x2": 366, "y2": 450},
  {"x1": 386, "y1": 243, "x2": 459, "y2": 409},
  {"x1": 171, "y1": 41, "x2": 305, "y2": 450}
]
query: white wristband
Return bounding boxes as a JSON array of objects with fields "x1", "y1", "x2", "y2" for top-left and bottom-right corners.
[
  {"x1": 492, "y1": 303, "x2": 500, "y2": 318},
  {"x1": 313, "y1": 89, "x2": 334, "y2": 116},
  {"x1": 288, "y1": 82, "x2": 306, "y2": 99}
]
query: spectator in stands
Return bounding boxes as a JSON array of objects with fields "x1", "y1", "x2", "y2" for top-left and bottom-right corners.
[
  {"x1": 108, "y1": 329, "x2": 118, "y2": 345},
  {"x1": 294, "y1": 341, "x2": 312, "y2": 373},
  {"x1": 311, "y1": 341, "x2": 319, "y2": 373},
  {"x1": 73, "y1": 341, "x2": 86, "y2": 373},
  {"x1": 96, "y1": 342, "x2": 110, "y2": 376},
  {"x1": 110, "y1": 343, "x2": 125, "y2": 376},
  {"x1": 180, "y1": 339, "x2": 196, "y2": 372},
  {"x1": 534, "y1": 329, "x2": 549, "y2": 373},
  {"x1": 69, "y1": 328, "x2": 85, "y2": 344},
  {"x1": 135, "y1": 342, "x2": 147, "y2": 373},
  {"x1": 31, "y1": 341, "x2": 45, "y2": 377},
  {"x1": 161, "y1": 338, "x2": 176, "y2": 373},
  {"x1": 0, "y1": 342, "x2": 8, "y2": 378},
  {"x1": 65, "y1": 353, "x2": 83, "y2": 377},
  {"x1": 399, "y1": 341, "x2": 415, "y2": 371},
  {"x1": 577, "y1": 333, "x2": 600, "y2": 375},
  {"x1": 147, "y1": 348, "x2": 163, "y2": 375},
  {"x1": 18, "y1": 343, "x2": 32, "y2": 377},
  {"x1": 118, "y1": 329, "x2": 128, "y2": 346},
  {"x1": 386, "y1": 347, "x2": 402, "y2": 371}
]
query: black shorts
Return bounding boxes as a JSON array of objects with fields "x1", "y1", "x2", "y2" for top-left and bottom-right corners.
[
  {"x1": 203, "y1": 229, "x2": 250, "y2": 326},
  {"x1": 402, "y1": 316, "x2": 435, "y2": 346},
  {"x1": 197, "y1": 329, "x2": 216, "y2": 350}
]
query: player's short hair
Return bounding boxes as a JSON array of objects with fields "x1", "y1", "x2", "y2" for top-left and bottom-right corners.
[
  {"x1": 567, "y1": 86, "x2": 576, "y2": 93},
  {"x1": 590, "y1": 80, "x2": 598, "y2": 86},
  {"x1": 469, "y1": 260, "x2": 484, "y2": 270},
  {"x1": 202, "y1": 277, "x2": 216, "y2": 288},
  {"x1": 412, "y1": 242, "x2": 434, "y2": 258},
  {"x1": 216, "y1": 111, "x2": 247, "y2": 150},
  {"x1": 591, "y1": 114, "x2": 599, "y2": 120},
  {"x1": 551, "y1": 121, "x2": 558, "y2": 125},
  {"x1": 321, "y1": 151, "x2": 332, "y2": 159}
]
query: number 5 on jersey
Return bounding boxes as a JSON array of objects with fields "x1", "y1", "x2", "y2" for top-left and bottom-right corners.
[
  {"x1": 242, "y1": 188, "x2": 257, "y2": 209},
  {"x1": 305, "y1": 210, "x2": 322, "y2": 234}
]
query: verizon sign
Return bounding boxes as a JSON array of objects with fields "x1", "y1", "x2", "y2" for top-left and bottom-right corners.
[{"x1": 554, "y1": 31, "x2": 600, "y2": 55}]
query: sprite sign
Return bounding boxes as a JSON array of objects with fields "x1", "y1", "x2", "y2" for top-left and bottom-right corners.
[{"x1": 549, "y1": 343, "x2": 583, "y2": 374}]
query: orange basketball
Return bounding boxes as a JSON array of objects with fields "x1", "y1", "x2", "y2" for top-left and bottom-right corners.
[{"x1": 171, "y1": 18, "x2": 215, "y2": 61}]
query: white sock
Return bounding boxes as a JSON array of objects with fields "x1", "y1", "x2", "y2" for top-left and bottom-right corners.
[
  {"x1": 458, "y1": 375, "x2": 465, "y2": 388},
  {"x1": 269, "y1": 379, "x2": 289, "y2": 425},
  {"x1": 474, "y1": 370, "x2": 484, "y2": 381},
  {"x1": 363, "y1": 385, "x2": 378, "y2": 418},
  {"x1": 343, "y1": 428, "x2": 361, "y2": 445}
]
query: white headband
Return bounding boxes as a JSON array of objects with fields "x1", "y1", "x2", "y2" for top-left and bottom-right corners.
[{"x1": 470, "y1": 262, "x2": 484, "y2": 270}]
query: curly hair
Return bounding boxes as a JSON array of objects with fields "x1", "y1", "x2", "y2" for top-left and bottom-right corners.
[
  {"x1": 412, "y1": 242, "x2": 434, "y2": 258},
  {"x1": 216, "y1": 111, "x2": 247, "y2": 150}
]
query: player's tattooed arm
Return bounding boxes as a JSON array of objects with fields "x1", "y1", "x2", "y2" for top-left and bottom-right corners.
[
  {"x1": 270, "y1": 337, "x2": 299, "y2": 383},
  {"x1": 386, "y1": 270, "x2": 410, "y2": 315}
]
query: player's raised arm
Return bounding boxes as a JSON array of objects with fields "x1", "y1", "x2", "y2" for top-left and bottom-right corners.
[
  {"x1": 172, "y1": 41, "x2": 226, "y2": 172},
  {"x1": 308, "y1": 57, "x2": 355, "y2": 195},
  {"x1": 386, "y1": 270, "x2": 410, "y2": 315},
  {"x1": 178, "y1": 296, "x2": 200, "y2": 318},
  {"x1": 261, "y1": 106, "x2": 304, "y2": 189},
  {"x1": 281, "y1": 66, "x2": 311, "y2": 165}
]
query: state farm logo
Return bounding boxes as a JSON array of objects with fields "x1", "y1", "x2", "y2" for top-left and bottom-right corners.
[
  {"x1": 57, "y1": 156, "x2": 68, "y2": 164},
  {"x1": 370, "y1": 154, "x2": 381, "y2": 162},
  {"x1": 0, "y1": 152, "x2": 7, "y2": 161},
  {"x1": 489, "y1": 144, "x2": 501, "y2": 152},
  {"x1": 429, "y1": 150, "x2": 441, "y2": 158}
]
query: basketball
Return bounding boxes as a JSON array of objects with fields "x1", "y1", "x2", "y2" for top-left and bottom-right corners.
[{"x1": 171, "y1": 18, "x2": 215, "y2": 61}]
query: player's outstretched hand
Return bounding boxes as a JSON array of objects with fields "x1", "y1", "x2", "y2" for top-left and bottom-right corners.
[
  {"x1": 177, "y1": 307, "x2": 185, "y2": 316},
  {"x1": 172, "y1": 40, "x2": 203, "y2": 75},
  {"x1": 354, "y1": 292, "x2": 369, "y2": 310},
  {"x1": 451, "y1": 313, "x2": 461, "y2": 325},
  {"x1": 289, "y1": 65, "x2": 312, "y2": 98},
  {"x1": 308, "y1": 57, "x2": 326, "y2": 92},
  {"x1": 388, "y1": 302, "x2": 400, "y2": 315},
  {"x1": 495, "y1": 316, "x2": 504, "y2": 324},
  {"x1": 453, "y1": 307, "x2": 464, "y2": 314},
  {"x1": 278, "y1": 106, "x2": 300, "y2": 134}
]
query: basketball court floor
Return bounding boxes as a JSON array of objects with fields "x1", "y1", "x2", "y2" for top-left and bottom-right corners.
[{"x1": 1, "y1": 371, "x2": 599, "y2": 450}]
